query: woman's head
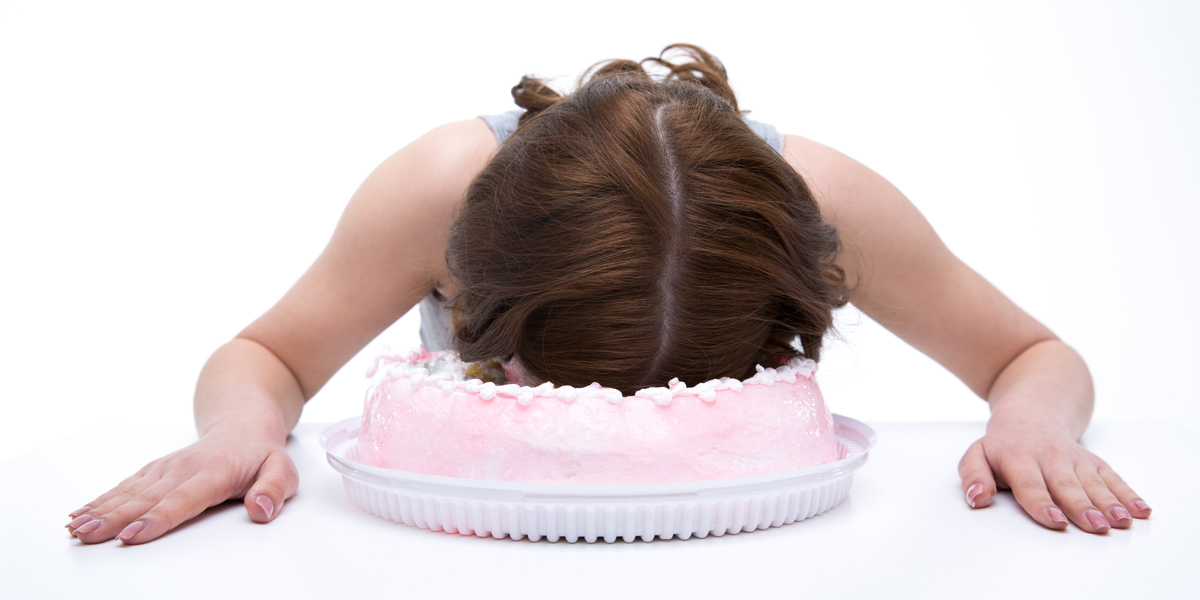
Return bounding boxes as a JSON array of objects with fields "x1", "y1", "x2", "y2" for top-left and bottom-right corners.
[{"x1": 447, "y1": 44, "x2": 847, "y2": 395}]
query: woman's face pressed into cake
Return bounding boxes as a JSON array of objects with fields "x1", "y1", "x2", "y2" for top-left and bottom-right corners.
[{"x1": 501, "y1": 357, "x2": 539, "y2": 388}]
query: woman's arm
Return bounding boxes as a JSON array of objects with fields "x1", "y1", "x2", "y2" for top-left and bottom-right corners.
[
  {"x1": 68, "y1": 118, "x2": 498, "y2": 545},
  {"x1": 781, "y1": 134, "x2": 1150, "y2": 533}
]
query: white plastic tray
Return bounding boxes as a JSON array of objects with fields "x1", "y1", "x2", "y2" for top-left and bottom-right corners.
[{"x1": 321, "y1": 414, "x2": 875, "y2": 543}]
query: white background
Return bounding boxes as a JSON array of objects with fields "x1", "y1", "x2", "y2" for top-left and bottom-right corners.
[{"x1": 1, "y1": 0, "x2": 1197, "y2": 463}]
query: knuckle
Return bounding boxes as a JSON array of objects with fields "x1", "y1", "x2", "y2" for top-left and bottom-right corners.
[
  {"x1": 1048, "y1": 475, "x2": 1078, "y2": 490},
  {"x1": 138, "y1": 510, "x2": 173, "y2": 533},
  {"x1": 281, "y1": 462, "x2": 299, "y2": 484},
  {"x1": 134, "y1": 489, "x2": 163, "y2": 506},
  {"x1": 114, "y1": 486, "x2": 140, "y2": 500},
  {"x1": 96, "y1": 488, "x2": 141, "y2": 512},
  {"x1": 1070, "y1": 502, "x2": 1099, "y2": 514},
  {"x1": 162, "y1": 486, "x2": 200, "y2": 508},
  {"x1": 258, "y1": 479, "x2": 286, "y2": 498},
  {"x1": 1014, "y1": 480, "x2": 1047, "y2": 496},
  {"x1": 1119, "y1": 486, "x2": 1142, "y2": 502}
]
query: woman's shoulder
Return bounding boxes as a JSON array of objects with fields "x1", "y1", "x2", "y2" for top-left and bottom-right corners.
[
  {"x1": 318, "y1": 118, "x2": 498, "y2": 291},
  {"x1": 359, "y1": 118, "x2": 499, "y2": 222},
  {"x1": 779, "y1": 134, "x2": 864, "y2": 196},
  {"x1": 778, "y1": 132, "x2": 926, "y2": 290},
  {"x1": 405, "y1": 118, "x2": 499, "y2": 184},
  {"x1": 779, "y1": 133, "x2": 893, "y2": 234}
]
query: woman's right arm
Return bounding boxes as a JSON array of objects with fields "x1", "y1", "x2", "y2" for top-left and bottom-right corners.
[{"x1": 68, "y1": 118, "x2": 499, "y2": 545}]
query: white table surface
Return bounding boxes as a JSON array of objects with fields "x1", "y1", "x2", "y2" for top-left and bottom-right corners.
[{"x1": 2, "y1": 420, "x2": 1195, "y2": 600}]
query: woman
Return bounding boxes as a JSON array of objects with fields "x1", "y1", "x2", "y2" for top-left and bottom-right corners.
[{"x1": 65, "y1": 44, "x2": 1149, "y2": 544}]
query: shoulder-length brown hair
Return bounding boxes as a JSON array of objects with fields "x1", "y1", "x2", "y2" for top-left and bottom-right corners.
[{"x1": 447, "y1": 44, "x2": 847, "y2": 395}]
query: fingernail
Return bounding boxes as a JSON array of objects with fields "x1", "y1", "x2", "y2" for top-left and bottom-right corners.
[
  {"x1": 965, "y1": 483, "x2": 982, "y2": 508},
  {"x1": 1133, "y1": 500, "x2": 1151, "y2": 513},
  {"x1": 1048, "y1": 507, "x2": 1068, "y2": 526},
  {"x1": 74, "y1": 519, "x2": 103, "y2": 535},
  {"x1": 66, "y1": 514, "x2": 93, "y2": 531},
  {"x1": 256, "y1": 494, "x2": 274, "y2": 520},
  {"x1": 117, "y1": 521, "x2": 145, "y2": 542},
  {"x1": 69, "y1": 506, "x2": 91, "y2": 519},
  {"x1": 1085, "y1": 509, "x2": 1110, "y2": 530},
  {"x1": 1110, "y1": 506, "x2": 1132, "y2": 523}
]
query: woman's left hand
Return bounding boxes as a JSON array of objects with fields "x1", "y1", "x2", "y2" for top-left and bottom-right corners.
[{"x1": 957, "y1": 410, "x2": 1151, "y2": 533}]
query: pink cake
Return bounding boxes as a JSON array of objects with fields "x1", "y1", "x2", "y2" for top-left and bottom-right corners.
[{"x1": 356, "y1": 346, "x2": 840, "y2": 485}]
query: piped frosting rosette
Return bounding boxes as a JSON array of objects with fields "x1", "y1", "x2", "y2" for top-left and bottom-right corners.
[{"x1": 357, "y1": 346, "x2": 840, "y2": 485}]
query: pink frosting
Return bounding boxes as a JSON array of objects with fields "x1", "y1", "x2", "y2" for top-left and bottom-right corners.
[{"x1": 356, "y1": 347, "x2": 840, "y2": 484}]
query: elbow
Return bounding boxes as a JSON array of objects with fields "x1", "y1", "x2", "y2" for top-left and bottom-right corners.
[{"x1": 978, "y1": 334, "x2": 1064, "y2": 400}]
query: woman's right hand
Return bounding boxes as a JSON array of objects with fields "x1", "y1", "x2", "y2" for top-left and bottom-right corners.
[
  {"x1": 65, "y1": 424, "x2": 298, "y2": 545},
  {"x1": 64, "y1": 119, "x2": 493, "y2": 545}
]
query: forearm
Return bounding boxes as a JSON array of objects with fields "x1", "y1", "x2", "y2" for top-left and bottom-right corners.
[
  {"x1": 985, "y1": 339, "x2": 1094, "y2": 440},
  {"x1": 194, "y1": 337, "x2": 307, "y2": 441}
]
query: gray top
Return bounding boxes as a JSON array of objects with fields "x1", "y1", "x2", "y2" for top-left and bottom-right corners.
[{"x1": 418, "y1": 109, "x2": 786, "y2": 352}]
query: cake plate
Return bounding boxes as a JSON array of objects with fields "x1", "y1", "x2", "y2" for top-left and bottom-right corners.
[{"x1": 320, "y1": 414, "x2": 876, "y2": 543}]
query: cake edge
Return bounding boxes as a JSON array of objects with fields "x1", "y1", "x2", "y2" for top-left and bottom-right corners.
[{"x1": 364, "y1": 345, "x2": 818, "y2": 407}]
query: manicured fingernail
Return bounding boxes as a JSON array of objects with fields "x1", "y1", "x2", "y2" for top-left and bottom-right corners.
[
  {"x1": 1085, "y1": 509, "x2": 1110, "y2": 530},
  {"x1": 66, "y1": 515, "x2": 93, "y2": 530},
  {"x1": 966, "y1": 483, "x2": 982, "y2": 508},
  {"x1": 256, "y1": 494, "x2": 274, "y2": 520},
  {"x1": 1110, "y1": 506, "x2": 1132, "y2": 523},
  {"x1": 117, "y1": 521, "x2": 145, "y2": 542},
  {"x1": 74, "y1": 519, "x2": 103, "y2": 535},
  {"x1": 69, "y1": 506, "x2": 91, "y2": 519},
  {"x1": 1048, "y1": 507, "x2": 1068, "y2": 526},
  {"x1": 1133, "y1": 500, "x2": 1151, "y2": 512}
]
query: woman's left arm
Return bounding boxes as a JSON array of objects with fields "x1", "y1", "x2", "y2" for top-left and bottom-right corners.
[{"x1": 782, "y1": 134, "x2": 1150, "y2": 533}]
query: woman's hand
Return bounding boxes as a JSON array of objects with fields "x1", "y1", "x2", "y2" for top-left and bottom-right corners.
[
  {"x1": 957, "y1": 409, "x2": 1151, "y2": 533},
  {"x1": 65, "y1": 424, "x2": 298, "y2": 545},
  {"x1": 63, "y1": 119, "x2": 495, "y2": 546}
]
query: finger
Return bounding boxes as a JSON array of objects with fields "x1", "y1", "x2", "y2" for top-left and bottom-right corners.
[
  {"x1": 69, "y1": 472, "x2": 163, "y2": 538},
  {"x1": 957, "y1": 439, "x2": 996, "y2": 508},
  {"x1": 73, "y1": 475, "x2": 191, "y2": 544},
  {"x1": 69, "y1": 471, "x2": 150, "y2": 524},
  {"x1": 243, "y1": 451, "x2": 300, "y2": 523},
  {"x1": 1077, "y1": 462, "x2": 1132, "y2": 529},
  {"x1": 1097, "y1": 462, "x2": 1151, "y2": 519},
  {"x1": 114, "y1": 471, "x2": 233, "y2": 545},
  {"x1": 1003, "y1": 463, "x2": 1070, "y2": 530},
  {"x1": 1043, "y1": 462, "x2": 1109, "y2": 534},
  {"x1": 71, "y1": 459, "x2": 164, "y2": 520}
]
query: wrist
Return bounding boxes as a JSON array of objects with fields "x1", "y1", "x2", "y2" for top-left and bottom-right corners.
[
  {"x1": 983, "y1": 339, "x2": 1093, "y2": 441},
  {"x1": 198, "y1": 408, "x2": 289, "y2": 444},
  {"x1": 987, "y1": 400, "x2": 1077, "y2": 440}
]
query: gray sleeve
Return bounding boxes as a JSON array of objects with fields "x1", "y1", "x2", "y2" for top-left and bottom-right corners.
[
  {"x1": 742, "y1": 116, "x2": 785, "y2": 155},
  {"x1": 478, "y1": 109, "x2": 526, "y2": 147},
  {"x1": 417, "y1": 293, "x2": 455, "y2": 353}
]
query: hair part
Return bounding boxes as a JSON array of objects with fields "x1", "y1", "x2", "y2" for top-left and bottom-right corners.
[{"x1": 447, "y1": 44, "x2": 847, "y2": 395}]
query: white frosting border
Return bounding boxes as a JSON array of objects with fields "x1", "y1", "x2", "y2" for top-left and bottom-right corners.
[{"x1": 365, "y1": 346, "x2": 816, "y2": 406}]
